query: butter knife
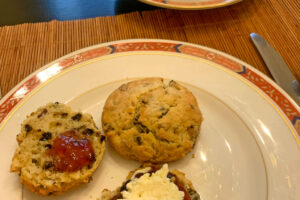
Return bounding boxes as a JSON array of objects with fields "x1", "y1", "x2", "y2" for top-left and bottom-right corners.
[{"x1": 250, "y1": 33, "x2": 300, "y2": 105}]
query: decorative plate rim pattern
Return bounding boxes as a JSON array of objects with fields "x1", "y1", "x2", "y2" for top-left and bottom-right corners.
[
  {"x1": 138, "y1": 0, "x2": 242, "y2": 10},
  {"x1": 0, "y1": 40, "x2": 299, "y2": 143}
]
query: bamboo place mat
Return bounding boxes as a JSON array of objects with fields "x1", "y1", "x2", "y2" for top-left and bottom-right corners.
[{"x1": 0, "y1": 0, "x2": 299, "y2": 96}]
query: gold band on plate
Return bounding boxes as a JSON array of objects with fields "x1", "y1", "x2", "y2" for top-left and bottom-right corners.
[{"x1": 138, "y1": 0, "x2": 242, "y2": 10}]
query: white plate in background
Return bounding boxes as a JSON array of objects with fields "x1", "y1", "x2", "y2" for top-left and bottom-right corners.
[{"x1": 139, "y1": 0, "x2": 242, "y2": 10}]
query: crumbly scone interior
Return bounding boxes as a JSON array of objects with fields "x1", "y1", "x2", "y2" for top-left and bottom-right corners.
[{"x1": 10, "y1": 103, "x2": 105, "y2": 195}]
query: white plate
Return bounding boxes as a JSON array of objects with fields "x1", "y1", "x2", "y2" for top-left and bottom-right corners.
[
  {"x1": 0, "y1": 39, "x2": 299, "y2": 200},
  {"x1": 139, "y1": 0, "x2": 242, "y2": 10}
]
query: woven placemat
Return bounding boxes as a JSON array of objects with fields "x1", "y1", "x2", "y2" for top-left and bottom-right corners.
[{"x1": 0, "y1": 0, "x2": 299, "y2": 96}]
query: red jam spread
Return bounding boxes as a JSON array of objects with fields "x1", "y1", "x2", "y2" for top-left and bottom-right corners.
[
  {"x1": 48, "y1": 130, "x2": 95, "y2": 172},
  {"x1": 176, "y1": 181, "x2": 191, "y2": 200}
]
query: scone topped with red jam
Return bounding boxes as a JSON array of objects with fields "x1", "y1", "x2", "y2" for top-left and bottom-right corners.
[
  {"x1": 101, "y1": 164, "x2": 200, "y2": 200},
  {"x1": 10, "y1": 102, "x2": 105, "y2": 196}
]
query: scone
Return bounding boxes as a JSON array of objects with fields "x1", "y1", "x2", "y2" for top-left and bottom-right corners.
[
  {"x1": 102, "y1": 77, "x2": 203, "y2": 163},
  {"x1": 101, "y1": 164, "x2": 200, "y2": 200},
  {"x1": 10, "y1": 102, "x2": 106, "y2": 196}
]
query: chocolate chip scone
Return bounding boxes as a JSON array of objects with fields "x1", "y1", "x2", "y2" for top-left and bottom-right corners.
[
  {"x1": 102, "y1": 77, "x2": 203, "y2": 163},
  {"x1": 101, "y1": 164, "x2": 200, "y2": 200},
  {"x1": 10, "y1": 102, "x2": 106, "y2": 196}
]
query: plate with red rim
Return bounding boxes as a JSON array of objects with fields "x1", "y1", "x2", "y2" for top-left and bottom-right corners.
[
  {"x1": 139, "y1": 0, "x2": 242, "y2": 10},
  {"x1": 0, "y1": 39, "x2": 299, "y2": 200}
]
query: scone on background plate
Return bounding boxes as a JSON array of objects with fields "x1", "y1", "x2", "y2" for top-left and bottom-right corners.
[
  {"x1": 10, "y1": 102, "x2": 106, "y2": 196},
  {"x1": 101, "y1": 164, "x2": 200, "y2": 200},
  {"x1": 102, "y1": 77, "x2": 203, "y2": 163}
]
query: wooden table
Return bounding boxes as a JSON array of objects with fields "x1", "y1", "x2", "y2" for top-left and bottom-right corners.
[{"x1": 0, "y1": 0, "x2": 299, "y2": 97}]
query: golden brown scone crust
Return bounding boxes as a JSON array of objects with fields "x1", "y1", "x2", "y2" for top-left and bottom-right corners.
[
  {"x1": 10, "y1": 102, "x2": 106, "y2": 196},
  {"x1": 102, "y1": 78, "x2": 203, "y2": 163}
]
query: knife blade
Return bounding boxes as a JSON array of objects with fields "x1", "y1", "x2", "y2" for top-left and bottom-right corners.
[{"x1": 250, "y1": 33, "x2": 300, "y2": 106}]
